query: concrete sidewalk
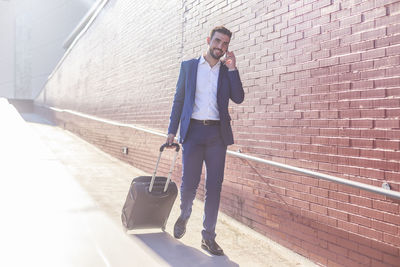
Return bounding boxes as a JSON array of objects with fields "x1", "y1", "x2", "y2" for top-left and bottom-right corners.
[{"x1": 0, "y1": 98, "x2": 316, "y2": 267}]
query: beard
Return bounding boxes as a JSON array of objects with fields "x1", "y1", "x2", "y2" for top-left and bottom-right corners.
[{"x1": 209, "y1": 48, "x2": 224, "y2": 59}]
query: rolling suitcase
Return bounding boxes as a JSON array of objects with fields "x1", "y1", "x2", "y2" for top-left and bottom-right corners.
[{"x1": 121, "y1": 143, "x2": 180, "y2": 231}]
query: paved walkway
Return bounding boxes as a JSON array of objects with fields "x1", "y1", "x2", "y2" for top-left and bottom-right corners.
[{"x1": 0, "y1": 98, "x2": 316, "y2": 267}]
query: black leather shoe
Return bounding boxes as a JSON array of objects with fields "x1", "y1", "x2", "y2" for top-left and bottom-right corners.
[
  {"x1": 173, "y1": 217, "x2": 188, "y2": 239},
  {"x1": 201, "y1": 238, "x2": 224, "y2": 256}
]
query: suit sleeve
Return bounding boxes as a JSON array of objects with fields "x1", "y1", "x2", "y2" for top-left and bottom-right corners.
[
  {"x1": 227, "y1": 70, "x2": 244, "y2": 104},
  {"x1": 168, "y1": 62, "x2": 186, "y2": 135}
]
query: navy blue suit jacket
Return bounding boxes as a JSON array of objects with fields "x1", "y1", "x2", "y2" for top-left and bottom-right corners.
[{"x1": 168, "y1": 57, "x2": 244, "y2": 146}]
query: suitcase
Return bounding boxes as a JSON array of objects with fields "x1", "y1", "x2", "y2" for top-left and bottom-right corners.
[{"x1": 121, "y1": 143, "x2": 180, "y2": 231}]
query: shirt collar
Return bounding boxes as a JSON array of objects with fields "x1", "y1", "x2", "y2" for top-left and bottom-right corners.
[
  {"x1": 199, "y1": 55, "x2": 206, "y2": 65},
  {"x1": 199, "y1": 55, "x2": 221, "y2": 67}
]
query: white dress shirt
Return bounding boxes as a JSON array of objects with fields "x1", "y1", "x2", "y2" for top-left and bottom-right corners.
[{"x1": 191, "y1": 56, "x2": 220, "y2": 120}]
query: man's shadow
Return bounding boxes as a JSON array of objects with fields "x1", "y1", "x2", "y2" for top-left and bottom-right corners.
[{"x1": 128, "y1": 232, "x2": 239, "y2": 267}]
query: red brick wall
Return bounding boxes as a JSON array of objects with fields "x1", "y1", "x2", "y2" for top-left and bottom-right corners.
[{"x1": 36, "y1": 0, "x2": 400, "y2": 266}]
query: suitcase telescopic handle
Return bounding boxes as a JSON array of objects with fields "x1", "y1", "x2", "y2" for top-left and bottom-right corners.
[
  {"x1": 160, "y1": 143, "x2": 180, "y2": 152},
  {"x1": 149, "y1": 143, "x2": 180, "y2": 193}
]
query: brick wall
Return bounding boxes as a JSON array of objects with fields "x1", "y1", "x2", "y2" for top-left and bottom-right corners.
[{"x1": 35, "y1": 0, "x2": 400, "y2": 266}]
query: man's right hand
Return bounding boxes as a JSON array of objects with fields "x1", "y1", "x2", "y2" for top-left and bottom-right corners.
[{"x1": 166, "y1": 133, "x2": 176, "y2": 148}]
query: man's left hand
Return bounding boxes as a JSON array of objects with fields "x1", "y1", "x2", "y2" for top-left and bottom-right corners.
[{"x1": 225, "y1": 51, "x2": 237, "y2": 70}]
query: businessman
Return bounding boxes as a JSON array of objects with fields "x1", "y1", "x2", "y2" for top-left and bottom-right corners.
[{"x1": 166, "y1": 26, "x2": 244, "y2": 256}]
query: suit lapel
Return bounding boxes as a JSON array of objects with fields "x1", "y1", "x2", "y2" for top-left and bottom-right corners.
[
  {"x1": 189, "y1": 58, "x2": 200, "y2": 102},
  {"x1": 217, "y1": 64, "x2": 227, "y2": 108}
]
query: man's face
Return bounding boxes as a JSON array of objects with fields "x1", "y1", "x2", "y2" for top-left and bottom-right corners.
[{"x1": 207, "y1": 32, "x2": 230, "y2": 60}]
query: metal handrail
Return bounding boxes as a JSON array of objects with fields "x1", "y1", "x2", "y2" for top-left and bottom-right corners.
[
  {"x1": 41, "y1": 104, "x2": 400, "y2": 200},
  {"x1": 227, "y1": 150, "x2": 400, "y2": 200}
]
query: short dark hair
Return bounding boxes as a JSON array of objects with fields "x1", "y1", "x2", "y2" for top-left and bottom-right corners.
[{"x1": 210, "y1": 26, "x2": 232, "y2": 39}]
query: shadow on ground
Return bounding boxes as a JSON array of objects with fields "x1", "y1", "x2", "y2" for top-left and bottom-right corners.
[
  {"x1": 20, "y1": 112, "x2": 56, "y2": 126},
  {"x1": 131, "y1": 232, "x2": 239, "y2": 267}
]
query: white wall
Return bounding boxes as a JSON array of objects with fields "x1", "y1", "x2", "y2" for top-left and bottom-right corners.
[
  {"x1": 0, "y1": 0, "x2": 96, "y2": 99},
  {"x1": 0, "y1": 1, "x2": 16, "y2": 98}
]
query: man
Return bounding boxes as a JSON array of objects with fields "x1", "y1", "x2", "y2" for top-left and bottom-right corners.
[{"x1": 166, "y1": 26, "x2": 244, "y2": 256}]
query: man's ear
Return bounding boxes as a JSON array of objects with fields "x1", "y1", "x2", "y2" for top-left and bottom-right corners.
[{"x1": 206, "y1": 36, "x2": 210, "y2": 45}]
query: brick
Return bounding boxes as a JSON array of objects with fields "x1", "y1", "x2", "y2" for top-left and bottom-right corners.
[
  {"x1": 383, "y1": 212, "x2": 400, "y2": 225},
  {"x1": 348, "y1": 232, "x2": 371, "y2": 247},
  {"x1": 359, "y1": 168, "x2": 385, "y2": 180},
  {"x1": 375, "y1": 55, "x2": 400, "y2": 68},
  {"x1": 358, "y1": 243, "x2": 384, "y2": 261},
  {"x1": 375, "y1": 140, "x2": 400, "y2": 150},
  {"x1": 350, "y1": 251, "x2": 373, "y2": 265},
  {"x1": 330, "y1": 64, "x2": 351, "y2": 74},
  {"x1": 352, "y1": 21, "x2": 375, "y2": 34},
  {"x1": 351, "y1": 138, "x2": 374, "y2": 148},
  {"x1": 350, "y1": 214, "x2": 372, "y2": 227},
  {"x1": 359, "y1": 225, "x2": 384, "y2": 240},
  {"x1": 363, "y1": 6, "x2": 388, "y2": 21},
  {"x1": 320, "y1": 56, "x2": 339, "y2": 67},
  {"x1": 337, "y1": 201, "x2": 360, "y2": 214},
  {"x1": 387, "y1": 1, "x2": 400, "y2": 14},
  {"x1": 386, "y1": 66, "x2": 400, "y2": 76},
  {"x1": 329, "y1": 191, "x2": 350, "y2": 202},
  {"x1": 362, "y1": 28, "x2": 388, "y2": 42},
  {"x1": 350, "y1": 119, "x2": 374, "y2": 128},
  {"x1": 340, "y1": 14, "x2": 363, "y2": 26},
  {"x1": 375, "y1": 119, "x2": 400, "y2": 129},
  {"x1": 383, "y1": 253, "x2": 400, "y2": 266},
  {"x1": 371, "y1": 238, "x2": 399, "y2": 257},
  {"x1": 311, "y1": 187, "x2": 329, "y2": 197},
  {"x1": 338, "y1": 237, "x2": 361, "y2": 255},
  {"x1": 386, "y1": 130, "x2": 400, "y2": 139},
  {"x1": 361, "y1": 69, "x2": 386, "y2": 80},
  {"x1": 350, "y1": 1, "x2": 375, "y2": 14},
  {"x1": 350, "y1": 195, "x2": 372, "y2": 207},
  {"x1": 351, "y1": 61, "x2": 374, "y2": 73},
  {"x1": 336, "y1": 255, "x2": 364, "y2": 267},
  {"x1": 370, "y1": 259, "x2": 392, "y2": 267},
  {"x1": 338, "y1": 165, "x2": 360, "y2": 176},
  {"x1": 387, "y1": 45, "x2": 400, "y2": 56},
  {"x1": 387, "y1": 24, "x2": 400, "y2": 36},
  {"x1": 321, "y1": 2, "x2": 341, "y2": 15},
  {"x1": 384, "y1": 233, "x2": 400, "y2": 247},
  {"x1": 331, "y1": 82, "x2": 352, "y2": 91},
  {"x1": 339, "y1": 53, "x2": 361, "y2": 64},
  {"x1": 360, "y1": 129, "x2": 386, "y2": 139},
  {"x1": 371, "y1": 220, "x2": 398, "y2": 235},
  {"x1": 351, "y1": 40, "x2": 375, "y2": 52},
  {"x1": 376, "y1": 34, "x2": 400, "y2": 47},
  {"x1": 331, "y1": 5, "x2": 351, "y2": 20},
  {"x1": 338, "y1": 91, "x2": 361, "y2": 101},
  {"x1": 373, "y1": 200, "x2": 399, "y2": 213},
  {"x1": 385, "y1": 171, "x2": 400, "y2": 182},
  {"x1": 312, "y1": 0, "x2": 332, "y2": 10},
  {"x1": 310, "y1": 203, "x2": 328, "y2": 215},
  {"x1": 373, "y1": 99, "x2": 400, "y2": 109},
  {"x1": 327, "y1": 242, "x2": 348, "y2": 256},
  {"x1": 359, "y1": 207, "x2": 384, "y2": 220},
  {"x1": 338, "y1": 148, "x2": 359, "y2": 157},
  {"x1": 329, "y1": 208, "x2": 349, "y2": 221},
  {"x1": 360, "y1": 109, "x2": 386, "y2": 118}
]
